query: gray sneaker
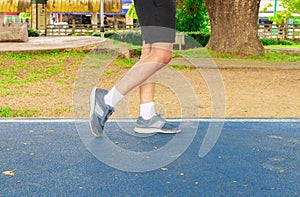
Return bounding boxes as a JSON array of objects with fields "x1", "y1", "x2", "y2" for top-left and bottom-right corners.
[
  {"x1": 89, "y1": 87, "x2": 114, "y2": 137},
  {"x1": 134, "y1": 114, "x2": 182, "y2": 134}
]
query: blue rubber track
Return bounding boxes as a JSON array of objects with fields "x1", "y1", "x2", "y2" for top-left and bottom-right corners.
[{"x1": 0, "y1": 118, "x2": 299, "y2": 196}]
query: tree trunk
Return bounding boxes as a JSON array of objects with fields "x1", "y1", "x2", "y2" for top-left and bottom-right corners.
[{"x1": 204, "y1": 0, "x2": 264, "y2": 56}]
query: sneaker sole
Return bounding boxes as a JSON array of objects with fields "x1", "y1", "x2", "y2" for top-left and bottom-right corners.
[
  {"x1": 134, "y1": 127, "x2": 182, "y2": 134},
  {"x1": 89, "y1": 87, "x2": 102, "y2": 137}
]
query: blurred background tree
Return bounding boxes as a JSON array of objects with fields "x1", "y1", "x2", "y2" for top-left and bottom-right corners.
[
  {"x1": 263, "y1": 0, "x2": 300, "y2": 24},
  {"x1": 125, "y1": 3, "x2": 138, "y2": 20},
  {"x1": 204, "y1": 0, "x2": 264, "y2": 56},
  {"x1": 176, "y1": 0, "x2": 209, "y2": 32}
]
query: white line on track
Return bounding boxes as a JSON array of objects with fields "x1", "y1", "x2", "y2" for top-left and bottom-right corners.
[{"x1": 0, "y1": 118, "x2": 299, "y2": 123}]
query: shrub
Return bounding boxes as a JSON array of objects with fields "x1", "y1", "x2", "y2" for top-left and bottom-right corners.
[
  {"x1": 92, "y1": 32, "x2": 101, "y2": 37},
  {"x1": 260, "y1": 38, "x2": 297, "y2": 45},
  {"x1": 185, "y1": 32, "x2": 210, "y2": 47},
  {"x1": 28, "y1": 28, "x2": 39, "y2": 37},
  {"x1": 279, "y1": 40, "x2": 295, "y2": 45},
  {"x1": 260, "y1": 39, "x2": 279, "y2": 45},
  {"x1": 93, "y1": 31, "x2": 143, "y2": 46},
  {"x1": 104, "y1": 32, "x2": 115, "y2": 38},
  {"x1": 93, "y1": 31, "x2": 211, "y2": 48},
  {"x1": 72, "y1": 33, "x2": 84, "y2": 36},
  {"x1": 92, "y1": 31, "x2": 114, "y2": 37}
]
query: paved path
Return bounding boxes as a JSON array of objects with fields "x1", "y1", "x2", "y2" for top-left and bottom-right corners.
[
  {"x1": 0, "y1": 36, "x2": 105, "y2": 52},
  {"x1": 0, "y1": 118, "x2": 299, "y2": 196}
]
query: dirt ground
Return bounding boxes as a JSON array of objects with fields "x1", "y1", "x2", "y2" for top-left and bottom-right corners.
[
  {"x1": 2, "y1": 56, "x2": 300, "y2": 118},
  {"x1": 102, "y1": 60, "x2": 300, "y2": 119}
]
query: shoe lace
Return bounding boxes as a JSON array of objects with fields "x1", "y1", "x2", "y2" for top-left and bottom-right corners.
[
  {"x1": 156, "y1": 107, "x2": 165, "y2": 117},
  {"x1": 100, "y1": 108, "x2": 114, "y2": 126},
  {"x1": 155, "y1": 107, "x2": 166, "y2": 123}
]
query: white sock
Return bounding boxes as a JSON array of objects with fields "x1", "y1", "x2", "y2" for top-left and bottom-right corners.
[
  {"x1": 140, "y1": 102, "x2": 156, "y2": 120},
  {"x1": 104, "y1": 86, "x2": 124, "y2": 107}
]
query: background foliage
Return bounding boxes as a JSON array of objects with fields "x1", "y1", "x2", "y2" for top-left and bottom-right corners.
[{"x1": 176, "y1": 0, "x2": 209, "y2": 32}]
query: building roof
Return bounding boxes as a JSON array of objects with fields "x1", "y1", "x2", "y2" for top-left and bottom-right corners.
[
  {"x1": 0, "y1": 0, "x2": 31, "y2": 12},
  {"x1": 0, "y1": 0, "x2": 122, "y2": 13},
  {"x1": 47, "y1": 0, "x2": 121, "y2": 13}
]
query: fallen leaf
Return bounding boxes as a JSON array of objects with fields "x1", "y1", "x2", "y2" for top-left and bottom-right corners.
[
  {"x1": 22, "y1": 151, "x2": 35, "y2": 156},
  {"x1": 161, "y1": 167, "x2": 168, "y2": 171},
  {"x1": 2, "y1": 169, "x2": 16, "y2": 176},
  {"x1": 44, "y1": 130, "x2": 55, "y2": 133}
]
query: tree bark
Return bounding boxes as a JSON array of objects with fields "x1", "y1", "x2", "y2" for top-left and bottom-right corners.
[{"x1": 204, "y1": 0, "x2": 264, "y2": 56}]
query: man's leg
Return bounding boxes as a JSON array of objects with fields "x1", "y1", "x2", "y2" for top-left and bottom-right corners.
[
  {"x1": 90, "y1": 42, "x2": 181, "y2": 136},
  {"x1": 139, "y1": 43, "x2": 155, "y2": 105},
  {"x1": 90, "y1": 0, "x2": 177, "y2": 136},
  {"x1": 114, "y1": 42, "x2": 173, "y2": 96},
  {"x1": 139, "y1": 44, "x2": 156, "y2": 120},
  {"x1": 132, "y1": 43, "x2": 181, "y2": 134},
  {"x1": 139, "y1": 82, "x2": 155, "y2": 120},
  {"x1": 104, "y1": 42, "x2": 173, "y2": 109}
]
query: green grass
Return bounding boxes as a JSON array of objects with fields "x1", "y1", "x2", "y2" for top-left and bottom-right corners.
[
  {"x1": 4, "y1": 52, "x2": 35, "y2": 60},
  {"x1": 0, "y1": 89, "x2": 11, "y2": 95},
  {"x1": 125, "y1": 40, "x2": 300, "y2": 62},
  {"x1": 0, "y1": 106, "x2": 35, "y2": 117},
  {"x1": 171, "y1": 64, "x2": 193, "y2": 71},
  {"x1": 54, "y1": 107, "x2": 71, "y2": 113},
  {"x1": 0, "y1": 50, "x2": 87, "y2": 117},
  {"x1": 178, "y1": 48, "x2": 211, "y2": 58},
  {"x1": 113, "y1": 39, "x2": 122, "y2": 45},
  {"x1": 0, "y1": 50, "x2": 86, "y2": 95},
  {"x1": 104, "y1": 71, "x2": 116, "y2": 76},
  {"x1": 213, "y1": 50, "x2": 300, "y2": 62},
  {"x1": 113, "y1": 58, "x2": 136, "y2": 69},
  {"x1": 127, "y1": 43, "x2": 142, "y2": 50},
  {"x1": 177, "y1": 47, "x2": 300, "y2": 63},
  {"x1": 84, "y1": 53, "x2": 112, "y2": 68},
  {"x1": 264, "y1": 45, "x2": 300, "y2": 49},
  {"x1": 253, "y1": 50, "x2": 300, "y2": 62},
  {"x1": 172, "y1": 51, "x2": 183, "y2": 58}
]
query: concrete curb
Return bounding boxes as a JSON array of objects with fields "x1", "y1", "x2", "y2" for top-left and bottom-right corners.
[{"x1": 0, "y1": 36, "x2": 105, "y2": 53}]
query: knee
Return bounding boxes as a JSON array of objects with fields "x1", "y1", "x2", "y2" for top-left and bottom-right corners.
[
  {"x1": 161, "y1": 52, "x2": 173, "y2": 65},
  {"x1": 152, "y1": 51, "x2": 173, "y2": 65}
]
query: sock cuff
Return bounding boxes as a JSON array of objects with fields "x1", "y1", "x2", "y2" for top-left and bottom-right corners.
[
  {"x1": 140, "y1": 102, "x2": 156, "y2": 120},
  {"x1": 140, "y1": 102, "x2": 155, "y2": 108},
  {"x1": 104, "y1": 86, "x2": 124, "y2": 107}
]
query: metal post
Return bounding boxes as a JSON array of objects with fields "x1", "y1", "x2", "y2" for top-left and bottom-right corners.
[
  {"x1": 36, "y1": 1, "x2": 38, "y2": 30},
  {"x1": 274, "y1": 0, "x2": 277, "y2": 16},
  {"x1": 100, "y1": 0, "x2": 105, "y2": 37}
]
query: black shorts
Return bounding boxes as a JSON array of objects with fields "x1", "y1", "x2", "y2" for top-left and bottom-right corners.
[{"x1": 134, "y1": 0, "x2": 176, "y2": 44}]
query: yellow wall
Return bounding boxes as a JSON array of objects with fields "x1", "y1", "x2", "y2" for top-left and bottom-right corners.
[
  {"x1": 0, "y1": 0, "x2": 31, "y2": 12},
  {"x1": 47, "y1": 0, "x2": 121, "y2": 12},
  {"x1": 0, "y1": 0, "x2": 122, "y2": 13}
]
